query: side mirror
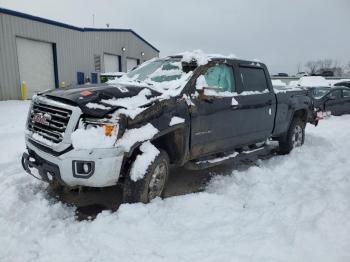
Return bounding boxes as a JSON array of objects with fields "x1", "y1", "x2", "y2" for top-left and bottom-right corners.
[
  {"x1": 197, "y1": 87, "x2": 218, "y2": 103},
  {"x1": 327, "y1": 96, "x2": 336, "y2": 101}
]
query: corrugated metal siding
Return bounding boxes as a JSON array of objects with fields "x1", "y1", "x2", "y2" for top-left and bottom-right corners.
[
  {"x1": 0, "y1": 13, "x2": 4, "y2": 99},
  {"x1": 0, "y1": 12, "x2": 159, "y2": 100}
]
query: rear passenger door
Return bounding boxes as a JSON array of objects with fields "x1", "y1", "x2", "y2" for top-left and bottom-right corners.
[
  {"x1": 235, "y1": 65, "x2": 276, "y2": 144},
  {"x1": 325, "y1": 90, "x2": 342, "y2": 115},
  {"x1": 341, "y1": 89, "x2": 350, "y2": 114}
]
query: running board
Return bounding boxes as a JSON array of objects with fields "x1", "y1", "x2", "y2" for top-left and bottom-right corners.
[{"x1": 184, "y1": 145, "x2": 276, "y2": 170}]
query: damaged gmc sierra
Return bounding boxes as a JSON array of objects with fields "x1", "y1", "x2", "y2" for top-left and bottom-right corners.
[{"x1": 22, "y1": 52, "x2": 317, "y2": 204}]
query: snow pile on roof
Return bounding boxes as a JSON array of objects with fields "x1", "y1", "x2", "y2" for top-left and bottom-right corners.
[
  {"x1": 271, "y1": 79, "x2": 287, "y2": 87},
  {"x1": 180, "y1": 50, "x2": 238, "y2": 65},
  {"x1": 297, "y1": 76, "x2": 330, "y2": 87},
  {"x1": 2, "y1": 101, "x2": 350, "y2": 261},
  {"x1": 71, "y1": 126, "x2": 117, "y2": 149},
  {"x1": 169, "y1": 116, "x2": 185, "y2": 126},
  {"x1": 180, "y1": 50, "x2": 211, "y2": 66},
  {"x1": 115, "y1": 123, "x2": 158, "y2": 152},
  {"x1": 328, "y1": 79, "x2": 350, "y2": 86},
  {"x1": 130, "y1": 141, "x2": 160, "y2": 181}
]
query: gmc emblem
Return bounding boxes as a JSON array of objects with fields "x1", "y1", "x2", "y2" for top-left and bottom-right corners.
[{"x1": 33, "y1": 113, "x2": 51, "y2": 126}]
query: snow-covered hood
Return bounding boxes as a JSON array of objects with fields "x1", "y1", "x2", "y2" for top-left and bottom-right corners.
[{"x1": 42, "y1": 83, "x2": 161, "y2": 118}]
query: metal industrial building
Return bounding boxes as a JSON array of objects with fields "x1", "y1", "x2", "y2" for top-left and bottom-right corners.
[{"x1": 0, "y1": 8, "x2": 159, "y2": 100}]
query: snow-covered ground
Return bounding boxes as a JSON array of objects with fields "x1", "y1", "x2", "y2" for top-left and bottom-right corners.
[{"x1": 1, "y1": 101, "x2": 350, "y2": 262}]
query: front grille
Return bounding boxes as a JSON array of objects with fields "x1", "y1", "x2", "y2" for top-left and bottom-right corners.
[{"x1": 28, "y1": 102, "x2": 72, "y2": 144}]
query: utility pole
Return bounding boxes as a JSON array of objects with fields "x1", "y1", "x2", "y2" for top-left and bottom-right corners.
[{"x1": 92, "y1": 14, "x2": 95, "y2": 27}]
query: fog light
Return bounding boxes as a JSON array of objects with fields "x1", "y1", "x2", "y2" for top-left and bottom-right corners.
[
  {"x1": 73, "y1": 161, "x2": 95, "y2": 178},
  {"x1": 83, "y1": 163, "x2": 90, "y2": 173}
]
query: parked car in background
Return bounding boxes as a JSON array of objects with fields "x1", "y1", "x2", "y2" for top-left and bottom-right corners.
[
  {"x1": 311, "y1": 86, "x2": 350, "y2": 116},
  {"x1": 296, "y1": 72, "x2": 309, "y2": 78},
  {"x1": 334, "y1": 81, "x2": 350, "y2": 88},
  {"x1": 273, "y1": 73, "x2": 289, "y2": 77},
  {"x1": 100, "y1": 72, "x2": 126, "y2": 83},
  {"x1": 311, "y1": 70, "x2": 334, "y2": 77}
]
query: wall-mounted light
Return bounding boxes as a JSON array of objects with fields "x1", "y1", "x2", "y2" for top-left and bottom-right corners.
[
  {"x1": 122, "y1": 47, "x2": 126, "y2": 52},
  {"x1": 141, "y1": 52, "x2": 145, "y2": 57}
]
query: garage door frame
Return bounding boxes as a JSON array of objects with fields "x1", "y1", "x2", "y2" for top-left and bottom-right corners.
[
  {"x1": 15, "y1": 37, "x2": 59, "y2": 96},
  {"x1": 103, "y1": 53, "x2": 122, "y2": 73},
  {"x1": 126, "y1": 57, "x2": 140, "y2": 72}
]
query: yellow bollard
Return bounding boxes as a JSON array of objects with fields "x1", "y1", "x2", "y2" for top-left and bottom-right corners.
[
  {"x1": 21, "y1": 81, "x2": 27, "y2": 100},
  {"x1": 60, "y1": 82, "x2": 65, "y2": 88}
]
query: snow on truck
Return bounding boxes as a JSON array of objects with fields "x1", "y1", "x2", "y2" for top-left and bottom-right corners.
[{"x1": 22, "y1": 51, "x2": 318, "y2": 204}]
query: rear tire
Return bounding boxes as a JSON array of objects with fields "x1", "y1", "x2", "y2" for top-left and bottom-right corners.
[
  {"x1": 122, "y1": 149, "x2": 169, "y2": 204},
  {"x1": 278, "y1": 117, "x2": 305, "y2": 154}
]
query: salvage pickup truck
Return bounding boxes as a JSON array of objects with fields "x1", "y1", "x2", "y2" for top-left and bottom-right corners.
[{"x1": 22, "y1": 52, "x2": 317, "y2": 204}]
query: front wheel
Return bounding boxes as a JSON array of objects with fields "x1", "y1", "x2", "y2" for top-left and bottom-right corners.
[
  {"x1": 123, "y1": 149, "x2": 169, "y2": 203},
  {"x1": 278, "y1": 118, "x2": 305, "y2": 154}
]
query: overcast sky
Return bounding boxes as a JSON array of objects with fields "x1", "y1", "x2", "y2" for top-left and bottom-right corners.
[{"x1": 1, "y1": 0, "x2": 349, "y2": 74}]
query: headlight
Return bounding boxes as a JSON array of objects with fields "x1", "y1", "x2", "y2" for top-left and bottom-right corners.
[{"x1": 81, "y1": 118, "x2": 119, "y2": 137}]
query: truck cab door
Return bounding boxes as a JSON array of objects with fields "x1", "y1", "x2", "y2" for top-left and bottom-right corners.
[
  {"x1": 235, "y1": 65, "x2": 276, "y2": 145},
  {"x1": 190, "y1": 62, "x2": 240, "y2": 159},
  {"x1": 342, "y1": 89, "x2": 350, "y2": 114},
  {"x1": 325, "y1": 90, "x2": 342, "y2": 115}
]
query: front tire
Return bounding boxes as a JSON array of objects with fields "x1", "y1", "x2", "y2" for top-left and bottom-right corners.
[
  {"x1": 278, "y1": 117, "x2": 305, "y2": 154},
  {"x1": 123, "y1": 149, "x2": 169, "y2": 203}
]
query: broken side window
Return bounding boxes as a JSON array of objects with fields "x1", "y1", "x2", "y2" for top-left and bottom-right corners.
[{"x1": 203, "y1": 64, "x2": 235, "y2": 92}]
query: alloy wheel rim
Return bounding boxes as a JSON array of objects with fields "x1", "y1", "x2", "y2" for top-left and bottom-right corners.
[
  {"x1": 148, "y1": 161, "x2": 167, "y2": 201},
  {"x1": 292, "y1": 125, "x2": 303, "y2": 148}
]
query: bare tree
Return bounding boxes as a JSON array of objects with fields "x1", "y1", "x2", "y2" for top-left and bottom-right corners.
[
  {"x1": 305, "y1": 61, "x2": 319, "y2": 75},
  {"x1": 305, "y1": 59, "x2": 346, "y2": 76}
]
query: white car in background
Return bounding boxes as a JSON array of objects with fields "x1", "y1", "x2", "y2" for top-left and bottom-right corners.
[{"x1": 295, "y1": 72, "x2": 309, "y2": 78}]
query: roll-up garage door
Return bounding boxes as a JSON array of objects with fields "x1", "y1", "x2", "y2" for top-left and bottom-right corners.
[
  {"x1": 103, "y1": 54, "x2": 119, "y2": 73},
  {"x1": 126, "y1": 58, "x2": 138, "y2": 72},
  {"x1": 16, "y1": 37, "x2": 55, "y2": 98}
]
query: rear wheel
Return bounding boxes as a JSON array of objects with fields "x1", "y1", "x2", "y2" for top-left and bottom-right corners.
[
  {"x1": 278, "y1": 117, "x2": 305, "y2": 154},
  {"x1": 123, "y1": 149, "x2": 169, "y2": 203}
]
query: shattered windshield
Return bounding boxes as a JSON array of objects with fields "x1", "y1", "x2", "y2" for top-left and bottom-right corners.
[{"x1": 126, "y1": 58, "x2": 183, "y2": 84}]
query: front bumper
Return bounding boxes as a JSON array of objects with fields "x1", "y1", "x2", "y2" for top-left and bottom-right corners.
[{"x1": 22, "y1": 139, "x2": 125, "y2": 187}]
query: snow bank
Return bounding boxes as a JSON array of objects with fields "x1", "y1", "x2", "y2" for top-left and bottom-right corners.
[
  {"x1": 130, "y1": 141, "x2": 160, "y2": 181},
  {"x1": 2, "y1": 102, "x2": 350, "y2": 261},
  {"x1": 115, "y1": 123, "x2": 158, "y2": 152},
  {"x1": 169, "y1": 116, "x2": 185, "y2": 126}
]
